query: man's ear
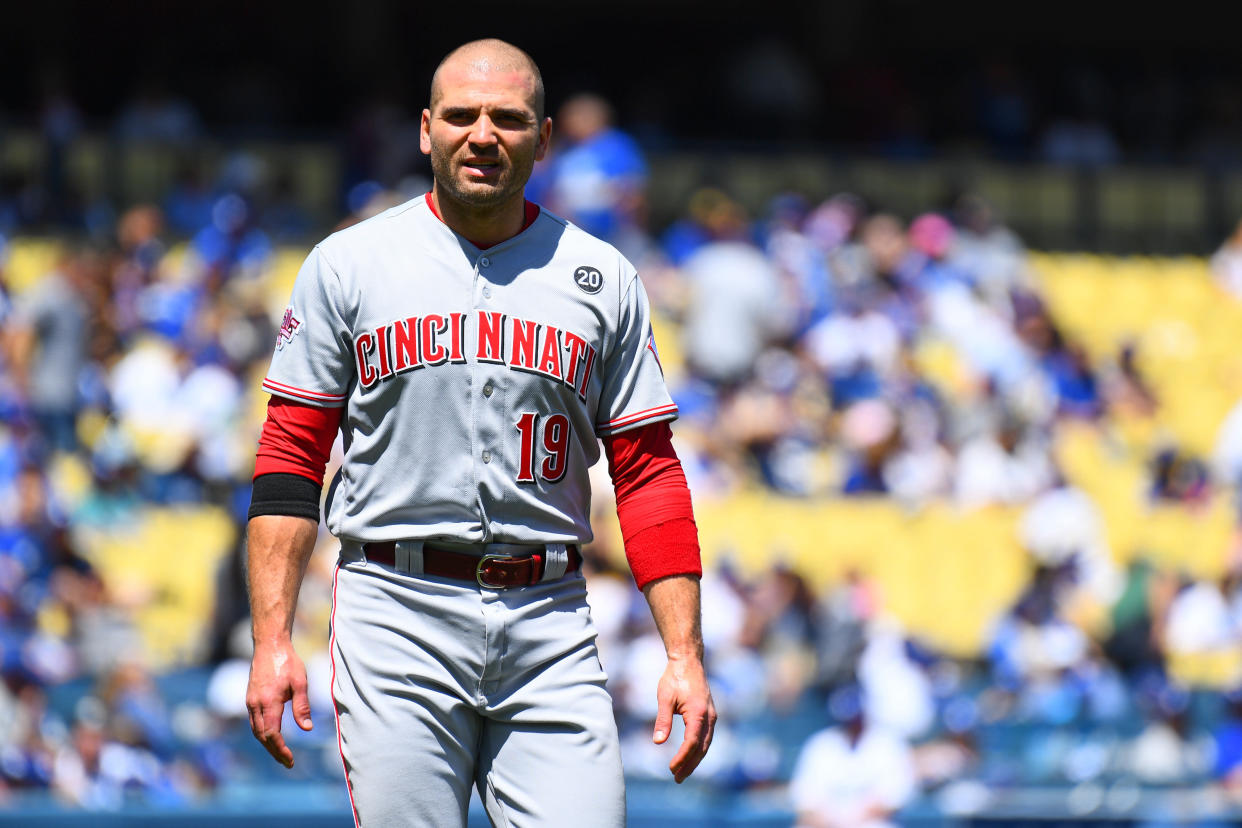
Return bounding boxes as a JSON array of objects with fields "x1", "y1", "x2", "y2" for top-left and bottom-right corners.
[
  {"x1": 420, "y1": 109, "x2": 433, "y2": 155},
  {"x1": 535, "y1": 117, "x2": 553, "y2": 161}
]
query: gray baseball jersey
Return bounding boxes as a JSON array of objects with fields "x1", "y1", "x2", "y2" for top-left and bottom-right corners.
[{"x1": 263, "y1": 194, "x2": 676, "y2": 545}]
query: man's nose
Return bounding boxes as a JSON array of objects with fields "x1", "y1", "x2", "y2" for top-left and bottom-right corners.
[{"x1": 469, "y1": 115, "x2": 498, "y2": 145}]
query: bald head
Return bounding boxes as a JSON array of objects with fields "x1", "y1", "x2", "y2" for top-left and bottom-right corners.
[{"x1": 430, "y1": 39, "x2": 545, "y2": 121}]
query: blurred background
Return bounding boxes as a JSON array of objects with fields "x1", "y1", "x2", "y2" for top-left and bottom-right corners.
[{"x1": 2, "y1": 1, "x2": 1242, "y2": 825}]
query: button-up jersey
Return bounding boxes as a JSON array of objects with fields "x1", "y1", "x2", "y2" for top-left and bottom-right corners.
[{"x1": 262, "y1": 196, "x2": 677, "y2": 544}]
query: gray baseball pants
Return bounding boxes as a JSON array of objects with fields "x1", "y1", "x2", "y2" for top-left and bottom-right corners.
[{"x1": 329, "y1": 547, "x2": 626, "y2": 827}]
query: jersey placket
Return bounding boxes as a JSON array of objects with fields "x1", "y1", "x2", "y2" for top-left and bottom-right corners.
[{"x1": 472, "y1": 249, "x2": 505, "y2": 541}]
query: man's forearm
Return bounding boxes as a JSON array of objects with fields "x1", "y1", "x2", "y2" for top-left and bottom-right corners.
[
  {"x1": 642, "y1": 574, "x2": 704, "y2": 660},
  {"x1": 245, "y1": 513, "x2": 319, "y2": 769},
  {"x1": 642, "y1": 572, "x2": 715, "y2": 781},
  {"x1": 247, "y1": 514, "x2": 319, "y2": 645}
]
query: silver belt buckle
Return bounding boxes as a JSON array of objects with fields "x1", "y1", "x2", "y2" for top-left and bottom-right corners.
[{"x1": 476, "y1": 553, "x2": 518, "y2": 587}]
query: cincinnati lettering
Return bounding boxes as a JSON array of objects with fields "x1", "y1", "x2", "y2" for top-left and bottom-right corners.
[{"x1": 355, "y1": 310, "x2": 596, "y2": 399}]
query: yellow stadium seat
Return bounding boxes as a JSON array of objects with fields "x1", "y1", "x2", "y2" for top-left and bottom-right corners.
[
  {"x1": 5, "y1": 239, "x2": 62, "y2": 295},
  {"x1": 76, "y1": 506, "x2": 236, "y2": 669},
  {"x1": 694, "y1": 495, "x2": 1027, "y2": 657}
]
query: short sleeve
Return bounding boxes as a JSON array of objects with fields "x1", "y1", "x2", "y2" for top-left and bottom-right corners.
[
  {"x1": 262, "y1": 246, "x2": 354, "y2": 408},
  {"x1": 595, "y1": 270, "x2": 677, "y2": 436}
]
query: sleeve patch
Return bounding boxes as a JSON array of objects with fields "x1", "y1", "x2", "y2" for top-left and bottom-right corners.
[
  {"x1": 276, "y1": 306, "x2": 303, "y2": 350},
  {"x1": 646, "y1": 329, "x2": 663, "y2": 374}
]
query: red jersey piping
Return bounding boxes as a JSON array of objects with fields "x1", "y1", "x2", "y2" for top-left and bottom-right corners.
[{"x1": 425, "y1": 193, "x2": 540, "y2": 248}]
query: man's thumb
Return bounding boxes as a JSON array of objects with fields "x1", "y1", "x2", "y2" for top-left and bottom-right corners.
[
  {"x1": 293, "y1": 689, "x2": 313, "y2": 731},
  {"x1": 652, "y1": 702, "x2": 673, "y2": 744}
]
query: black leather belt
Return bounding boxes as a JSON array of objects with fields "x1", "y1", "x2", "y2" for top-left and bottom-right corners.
[{"x1": 362, "y1": 541, "x2": 581, "y2": 588}]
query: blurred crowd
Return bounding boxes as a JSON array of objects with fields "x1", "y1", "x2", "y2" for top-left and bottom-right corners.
[
  {"x1": 5, "y1": 52, "x2": 1242, "y2": 245},
  {"x1": 1, "y1": 94, "x2": 1242, "y2": 823},
  {"x1": 7, "y1": 45, "x2": 1242, "y2": 171}
]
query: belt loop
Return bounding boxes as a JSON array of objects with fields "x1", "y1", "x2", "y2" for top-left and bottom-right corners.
[
  {"x1": 343, "y1": 540, "x2": 366, "y2": 565},
  {"x1": 542, "y1": 543, "x2": 568, "y2": 581},
  {"x1": 396, "y1": 540, "x2": 424, "y2": 574}
]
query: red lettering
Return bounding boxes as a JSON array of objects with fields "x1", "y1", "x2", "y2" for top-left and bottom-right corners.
[
  {"x1": 577, "y1": 343, "x2": 596, "y2": 400},
  {"x1": 422, "y1": 314, "x2": 448, "y2": 364},
  {"x1": 541, "y1": 414, "x2": 570, "y2": 482},
  {"x1": 562, "y1": 331, "x2": 589, "y2": 389},
  {"x1": 355, "y1": 332, "x2": 378, "y2": 388},
  {"x1": 375, "y1": 325, "x2": 392, "y2": 379},
  {"x1": 448, "y1": 312, "x2": 467, "y2": 363},
  {"x1": 477, "y1": 311, "x2": 506, "y2": 363},
  {"x1": 515, "y1": 412, "x2": 538, "y2": 483},
  {"x1": 357, "y1": 313, "x2": 593, "y2": 399},
  {"x1": 510, "y1": 318, "x2": 540, "y2": 370},
  {"x1": 393, "y1": 316, "x2": 420, "y2": 373},
  {"x1": 538, "y1": 326, "x2": 563, "y2": 379}
]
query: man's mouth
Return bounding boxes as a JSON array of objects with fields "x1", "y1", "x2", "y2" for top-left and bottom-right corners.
[{"x1": 463, "y1": 158, "x2": 502, "y2": 177}]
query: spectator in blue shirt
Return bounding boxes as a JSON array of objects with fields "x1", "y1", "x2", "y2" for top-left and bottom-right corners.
[{"x1": 537, "y1": 93, "x2": 648, "y2": 251}]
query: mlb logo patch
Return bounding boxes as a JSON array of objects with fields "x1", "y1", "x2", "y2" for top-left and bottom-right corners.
[
  {"x1": 646, "y1": 329, "x2": 663, "y2": 374},
  {"x1": 276, "y1": 306, "x2": 302, "y2": 349}
]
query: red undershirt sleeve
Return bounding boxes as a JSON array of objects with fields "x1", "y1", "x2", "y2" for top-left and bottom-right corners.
[
  {"x1": 603, "y1": 421, "x2": 702, "y2": 591},
  {"x1": 254, "y1": 396, "x2": 342, "y2": 484}
]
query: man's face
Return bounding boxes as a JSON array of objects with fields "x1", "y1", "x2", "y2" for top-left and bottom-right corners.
[{"x1": 421, "y1": 64, "x2": 551, "y2": 209}]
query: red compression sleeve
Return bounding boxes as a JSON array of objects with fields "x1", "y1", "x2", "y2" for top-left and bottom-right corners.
[
  {"x1": 603, "y1": 421, "x2": 702, "y2": 591},
  {"x1": 253, "y1": 397, "x2": 342, "y2": 484}
]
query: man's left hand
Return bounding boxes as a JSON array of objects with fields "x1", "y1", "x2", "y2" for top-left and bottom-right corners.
[{"x1": 652, "y1": 652, "x2": 716, "y2": 783}]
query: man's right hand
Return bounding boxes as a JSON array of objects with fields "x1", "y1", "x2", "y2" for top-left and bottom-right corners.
[{"x1": 246, "y1": 640, "x2": 314, "y2": 768}]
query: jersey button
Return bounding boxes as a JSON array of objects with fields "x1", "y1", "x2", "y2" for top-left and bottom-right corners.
[
  {"x1": 482, "y1": 286, "x2": 492, "y2": 299},
  {"x1": 481, "y1": 450, "x2": 492, "y2": 464},
  {"x1": 482, "y1": 383, "x2": 493, "y2": 398},
  {"x1": 480, "y1": 256, "x2": 491, "y2": 268}
]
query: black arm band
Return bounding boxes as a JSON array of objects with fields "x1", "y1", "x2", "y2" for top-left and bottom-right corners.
[{"x1": 248, "y1": 473, "x2": 322, "y2": 522}]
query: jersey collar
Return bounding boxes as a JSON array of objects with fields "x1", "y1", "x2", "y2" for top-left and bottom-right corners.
[{"x1": 425, "y1": 194, "x2": 540, "y2": 250}]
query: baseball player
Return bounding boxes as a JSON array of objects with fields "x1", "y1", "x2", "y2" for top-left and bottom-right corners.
[{"x1": 244, "y1": 39, "x2": 715, "y2": 827}]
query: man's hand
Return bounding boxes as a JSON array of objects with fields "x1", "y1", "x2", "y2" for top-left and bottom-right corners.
[
  {"x1": 245, "y1": 514, "x2": 319, "y2": 768},
  {"x1": 651, "y1": 652, "x2": 716, "y2": 783},
  {"x1": 640, "y1": 574, "x2": 716, "y2": 782},
  {"x1": 246, "y1": 640, "x2": 313, "y2": 768}
]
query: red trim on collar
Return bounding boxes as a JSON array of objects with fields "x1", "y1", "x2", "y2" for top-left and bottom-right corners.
[
  {"x1": 522, "y1": 199, "x2": 540, "y2": 231},
  {"x1": 425, "y1": 194, "x2": 540, "y2": 249}
]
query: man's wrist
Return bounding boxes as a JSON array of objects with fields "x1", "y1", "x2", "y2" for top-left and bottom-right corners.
[
  {"x1": 665, "y1": 645, "x2": 705, "y2": 662},
  {"x1": 252, "y1": 631, "x2": 295, "y2": 649}
]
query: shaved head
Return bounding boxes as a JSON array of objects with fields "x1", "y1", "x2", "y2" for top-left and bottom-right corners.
[
  {"x1": 430, "y1": 39, "x2": 545, "y2": 121},
  {"x1": 420, "y1": 38, "x2": 552, "y2": 222}
]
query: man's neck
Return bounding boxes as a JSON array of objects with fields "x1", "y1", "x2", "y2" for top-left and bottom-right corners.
[{"x1": 430, "y1": 186, "x2": 526, "y2": 248}]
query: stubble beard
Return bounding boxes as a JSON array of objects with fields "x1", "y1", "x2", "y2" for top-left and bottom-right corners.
[{"x1": 430, "y1": 140, "x2": 533, "y2": 212}]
